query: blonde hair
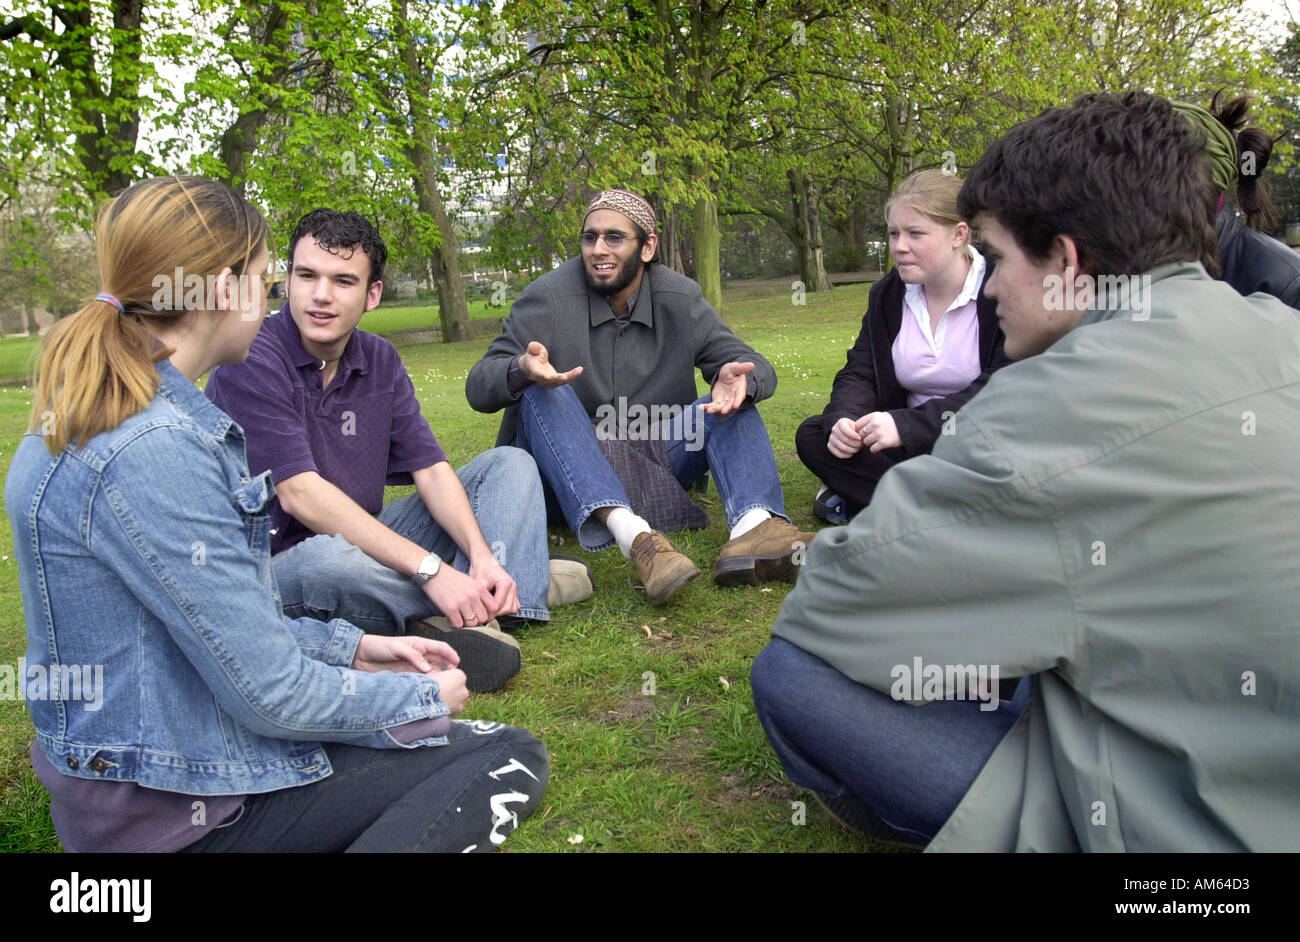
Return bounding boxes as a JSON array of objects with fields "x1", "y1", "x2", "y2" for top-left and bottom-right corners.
[
  {"x1": 31, "y1": 176, "x2": 268, "y2": 453},
  {"x1": 884, "y1": 169, "x2": 969, "y2": 245}
]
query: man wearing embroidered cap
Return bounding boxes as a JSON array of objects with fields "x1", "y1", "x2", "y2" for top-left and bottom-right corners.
[{"x1": 467, "y1": 188, "x2": 816, "y2": 604}]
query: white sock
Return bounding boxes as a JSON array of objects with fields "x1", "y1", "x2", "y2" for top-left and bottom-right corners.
[
  {"x1": 606, "y1": 506, "x2": 652, "y2": 557},
  {"x1": 729, "y1": 508, "x2": 772, "y2": 540}
]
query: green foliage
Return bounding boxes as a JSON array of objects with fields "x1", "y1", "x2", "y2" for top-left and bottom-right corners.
[{"x1": 1, "y1": 0, "x2": 1295, "y2": 316}]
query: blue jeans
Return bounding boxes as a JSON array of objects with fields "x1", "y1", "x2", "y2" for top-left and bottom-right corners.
[
  {"x1": 274, "y1": 447, "x2": 550, "y2": 629},
  {"x1": 751, "y1": 637, "x2": 1030, "y2": 844},
  {"x1": 515, "y1": 384, "x2": 788, "y2": 551}
]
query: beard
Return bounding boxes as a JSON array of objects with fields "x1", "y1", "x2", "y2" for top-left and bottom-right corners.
[{"x1": 583, "y1": 251, "x2": 644, "y2": 299}]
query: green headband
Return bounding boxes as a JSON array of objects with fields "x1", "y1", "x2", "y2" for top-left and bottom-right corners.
[{"x1": 1171, "y1": 101, "x2": 1237, "y2": 195}]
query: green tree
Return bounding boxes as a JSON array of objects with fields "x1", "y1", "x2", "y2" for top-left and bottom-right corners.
[
  {"x1": 171, "y1": 0, "x2": 497, "y2": 341},
  {"x1": 0, "y1": 0, "x2": 180, "y2": 203},
  {"x1": 505, "y1": 0, "x2": 852, "y2": 316}
]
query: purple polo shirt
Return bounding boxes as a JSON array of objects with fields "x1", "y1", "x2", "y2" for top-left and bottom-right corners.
[{"x1": 207, "y1": 306, "x2": 447, "y2": 554}]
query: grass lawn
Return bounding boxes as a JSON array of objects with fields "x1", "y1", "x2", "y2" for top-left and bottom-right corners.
[
  {"x1": 0, "y1": 336, "x2": 41, "y2": 386},
  {"x1": 0, "y1": 281, "x2": 900, "y2": 853},
  {"x1": 352, "y1": 298, "x2": 514, "y2": 334}
]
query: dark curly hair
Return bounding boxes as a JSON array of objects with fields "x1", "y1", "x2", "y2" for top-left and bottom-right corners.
[
  {"x1": 288, "y1": 209, "x2": 387, "y2": 287},
  {"x1": 958, "y1": 91, "x2": 1219, "y2": 277}
]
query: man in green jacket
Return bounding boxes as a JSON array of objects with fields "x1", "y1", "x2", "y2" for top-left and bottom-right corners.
[{"x1": 754, "y1": 91, "x2": 1300, "y2": 851}]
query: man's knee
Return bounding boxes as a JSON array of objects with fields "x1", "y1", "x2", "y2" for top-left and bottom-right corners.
[
  {"x1": 480, "y1": 445, "x2": 541, "y2": 486},
  {"x1": 456, "y1": 721, "x2": 551, "y2": 795},
  {"x1": 503, "y1": 727, "x2": 550, "y2": 793},
  {"x1": 276, "y1": 534, "x2": 370, "y2": 588},
  {"x1": 520, "y1": 382, "x2": 581, "y2": 411}
]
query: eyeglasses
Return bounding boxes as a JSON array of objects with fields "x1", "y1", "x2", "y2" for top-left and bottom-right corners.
[{"x1": 580, "y1": 230, "x2": 634, "y2": 249}]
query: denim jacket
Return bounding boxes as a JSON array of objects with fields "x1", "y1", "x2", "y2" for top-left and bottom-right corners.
[{"x1": 5, "y1": 360, "x2": 451, "y2": 796}]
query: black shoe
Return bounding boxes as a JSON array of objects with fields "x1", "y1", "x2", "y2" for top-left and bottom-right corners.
[{"x1": 404, "y1": 617, "x2": 521, "y2": 692}]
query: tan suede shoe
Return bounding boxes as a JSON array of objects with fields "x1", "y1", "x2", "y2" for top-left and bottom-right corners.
[
  {"x1": 629, "y1": 530, "x2": 701, "y2": 605},
  {"x1": 713, "y1": 517, "x2": 817, "y2": 586},
  {"x1": 548, "y1": 554, "x2": 595, "y2": 607}
]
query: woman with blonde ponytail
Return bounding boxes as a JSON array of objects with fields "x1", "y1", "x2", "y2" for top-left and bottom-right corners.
[{"x1": 6, "y1": 176, "x2": 547, "y2": 852}]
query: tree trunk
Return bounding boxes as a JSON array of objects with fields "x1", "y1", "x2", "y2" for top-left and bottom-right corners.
[
  {"x1": 394, "y1": 0, "x2": 470, "y2": 343},
  {"x1": 426, "y1": 197, "x2": 471, "y2": 343},
  {"x1": 24, "y1": 301, "x2": 39, "y2": 335},
  {"x1": 692, "y1": 193, "x2": 723, "y2": 315},
  {"x1": 219, "y1": 111, "x2": 264, "y2": 193},
  {"x1": 659, "y1": 207, "x2": 686, "y2": 275},
  {"x1": 835, "y1": 219, "x2": 867, "y2": 271},
  {"x1": 788, "y1": 168, "x2": 833, "y2": 292},
  {"x1": 803, "y1": 175, "x2": 833, "y2": 291},
  {"x1": 217, "y1": 5, "x2": 291, "y2": 193},
  {"x1": 833, "y1": 193, "x2": 871, "y2": 271}
]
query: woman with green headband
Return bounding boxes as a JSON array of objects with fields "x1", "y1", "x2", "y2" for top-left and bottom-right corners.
[{"x1": 1175, "y1": 94, "x2": 1300, "y2": 308}]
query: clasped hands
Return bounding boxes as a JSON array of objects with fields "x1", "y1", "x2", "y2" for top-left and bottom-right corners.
[{"x1": 828, "y1": 412, "x2": 901, "y2": 459}]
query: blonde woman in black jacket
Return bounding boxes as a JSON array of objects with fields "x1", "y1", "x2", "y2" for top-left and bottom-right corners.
[{"x1": 797, "y1": 170, "x2": 1011, "y2": 520}]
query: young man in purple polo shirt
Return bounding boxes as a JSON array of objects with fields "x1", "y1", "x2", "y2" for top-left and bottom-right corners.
[{"x1": 208, "y1": 210, "x2": 582, "y2": 690}]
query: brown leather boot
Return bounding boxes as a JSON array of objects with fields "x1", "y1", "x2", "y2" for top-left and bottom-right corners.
[
  {"x1": 713, "y1": 517, "x2": 817, "y2": 587},
  {"x1": 629, "y1": 530, "x2": 701, "y2": 604}
]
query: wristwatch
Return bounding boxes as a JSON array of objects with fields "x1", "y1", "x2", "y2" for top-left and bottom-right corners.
[{"x1": 411, "y1": 554, "x2": 441, "y2": 585}]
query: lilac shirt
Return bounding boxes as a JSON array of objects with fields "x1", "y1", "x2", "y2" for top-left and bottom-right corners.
[
  {"x1": 893, "y1": 246, "x2": 986, "y2": 408},
  {"x1": 32, "y1": 743, "x2": 245, "y2": 852},
  {"x1": 207, "y1": 308, "x2": 447, "y2": 554}
]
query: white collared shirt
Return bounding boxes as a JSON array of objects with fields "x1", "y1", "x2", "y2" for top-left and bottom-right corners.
[{"x1": 902, "y1": 244, "x2": 986, "y2": 353}]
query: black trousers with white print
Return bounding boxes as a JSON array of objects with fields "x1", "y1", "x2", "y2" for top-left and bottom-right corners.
[{"x1": 182, "y1": 721, "x2": 549, "y2": 852}]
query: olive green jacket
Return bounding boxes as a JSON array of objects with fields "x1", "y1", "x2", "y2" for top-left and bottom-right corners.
[{"x1": 773, "y1": 262, "x2": 1300, "y2": 851}]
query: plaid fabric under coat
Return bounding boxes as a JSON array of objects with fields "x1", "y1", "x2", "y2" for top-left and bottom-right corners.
[{"x1": 595, "y1": 438, "x2": 710, "y2": 532}]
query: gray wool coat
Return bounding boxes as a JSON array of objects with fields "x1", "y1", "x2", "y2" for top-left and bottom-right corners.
[{"x1": 465, "y1": 259, "x2": 776, "y2": 445}]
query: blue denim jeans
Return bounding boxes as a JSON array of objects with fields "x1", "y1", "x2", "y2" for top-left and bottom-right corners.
[
  {"x1": 515, "y1": 384, "x2": 788, "y2": 551},
  {"x1": 751, "y1": 637, "x2": 1031, "y2": 844},
  {"x1": 273, "y1": 447, "x2": 550, "y2": 630}
]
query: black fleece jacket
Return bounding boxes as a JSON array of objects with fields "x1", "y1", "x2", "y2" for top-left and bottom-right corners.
[{"x1": 818, "y1": 266, "x2": 1011, "y2": 458}]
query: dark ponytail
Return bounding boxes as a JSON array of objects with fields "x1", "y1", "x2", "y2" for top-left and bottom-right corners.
[{"x1": 1211, "y1": 91, "x2": 1281, "y2": 231}]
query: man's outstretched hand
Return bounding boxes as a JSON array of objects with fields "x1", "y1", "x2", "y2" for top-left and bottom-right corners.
[
  {"x1": 705, "y1": 361, "x2": 755, "y2": 416},
  {"x1": 519, "y1": 341, "x2": 583, "y2": 387}
]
